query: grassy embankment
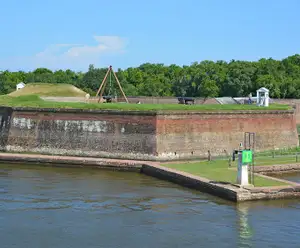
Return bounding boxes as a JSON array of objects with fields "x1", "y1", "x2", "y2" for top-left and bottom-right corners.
[
  {"x1": 8, "y1": 83, "x2": 87, "y2": 97},
  {"x1": 1, "y1": 82, "x2": 291, "y2": 110},
  {"x1": 162, "y1": 155, "x2": 300, "y2": 187}
]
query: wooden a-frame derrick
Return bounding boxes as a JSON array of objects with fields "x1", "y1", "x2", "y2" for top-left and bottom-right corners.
[{"x1": 95, "y1": 65, "x2": 128, "y2": 103}]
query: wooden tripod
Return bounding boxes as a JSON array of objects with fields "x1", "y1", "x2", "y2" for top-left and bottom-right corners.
[{"x1": 96, "y1": 65, "x2": 128, "y2": 103}]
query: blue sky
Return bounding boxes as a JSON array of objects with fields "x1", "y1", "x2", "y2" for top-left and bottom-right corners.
[{"x1": 0, "y1": 0, "x2": 299, "y2": 72}]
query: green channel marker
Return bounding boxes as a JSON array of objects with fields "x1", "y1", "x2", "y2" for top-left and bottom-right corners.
[{"x1": 242, "y1": 150, "x2": 253, "y2": 164}]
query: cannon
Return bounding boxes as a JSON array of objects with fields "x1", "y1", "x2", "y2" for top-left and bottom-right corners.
[{"x1": 178, "y1": 97, "x2": 195, "y2": 105}]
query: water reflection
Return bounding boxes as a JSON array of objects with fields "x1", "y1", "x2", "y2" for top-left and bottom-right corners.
[{"x1": 236, "y1": 203, "x2": 253, "y2": 247}]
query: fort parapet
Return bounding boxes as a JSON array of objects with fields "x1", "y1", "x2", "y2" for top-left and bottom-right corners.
[{"x1": 0, "y1": 107, "x2": 298, "y2": 161}]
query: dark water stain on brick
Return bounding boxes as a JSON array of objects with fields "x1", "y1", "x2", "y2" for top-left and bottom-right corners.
[
  {"x1": 1, "y1": 107, "x2": 299, "y2": 160},
  {"x1": 0, "y1": 107, "x2": 13, "y2": 150}
]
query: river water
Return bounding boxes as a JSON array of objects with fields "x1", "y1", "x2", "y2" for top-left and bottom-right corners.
[
  {"x1": 1, "y1": 164, "x2": 300, "y2": 248},
  {"x1": 277, "y1": 172, "x2": 300, "y2": 184}
]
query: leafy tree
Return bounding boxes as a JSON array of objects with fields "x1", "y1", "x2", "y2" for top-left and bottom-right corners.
[
  {"x1": 200, "y1": 78, "x2": 219, "y2": 97},
  {"x1": 1, "y1": 54, "x2": 300, "y2": 99}
]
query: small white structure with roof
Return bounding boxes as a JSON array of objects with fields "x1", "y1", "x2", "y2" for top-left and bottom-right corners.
[
  {"x1": 16, "y1": 82, "x2": 26, "y2": 91},
  {"x1": 256, "y1": 87, "x2": 269, "y2": 107}
]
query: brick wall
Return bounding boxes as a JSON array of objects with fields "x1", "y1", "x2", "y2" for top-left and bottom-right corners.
[
  {"x1": 4, "y1": 108, "x2": 157, "y2": 160},
  {"x1": 273, "y1": 99, "x2": 300, "y2": 124},
  {"x1": 0, "y1": 107, "x2": 13, "y2": 150},
  {"x1": 156, "y1": 110, "x2": 299, "y2": 160},
  {"x1": 0, "y1": 107, "x2": 298, "y2": 161}
]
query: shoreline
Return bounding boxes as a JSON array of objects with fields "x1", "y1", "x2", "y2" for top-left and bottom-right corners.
[
  {"x1": 0, "y1": 152, "x2": 148, "y2": 170},
  {"x1": 1, "y1": 152, "x2": 300, "y2": 202}
]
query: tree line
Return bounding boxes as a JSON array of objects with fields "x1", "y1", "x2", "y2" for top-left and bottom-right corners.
[{"x1": 1, "y1": 54, "x2": 300, "y2": 98}]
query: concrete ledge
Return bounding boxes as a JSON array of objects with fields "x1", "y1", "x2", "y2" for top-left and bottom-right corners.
[
  {"x1": 0, "y1": 153, "x2": 145, "y2": 171},
  {"x1": 1, "y1": 153, "x2": 300, "y2": 202},
  {"x1": 141, "y1": 164, "x2": 300, "y2": 202},
  {"x1": 240, "y1": 186, "x2": 300, "y2": 201},
  {"x1": 4, "y1": 146, "x2": 162, "y2": 162},
  {"x1": 141, "y1": 163, "x2": 241, "y2": 202},
  {"x1": 254, "y1": 164, "x2": 300, "y2": 174}
]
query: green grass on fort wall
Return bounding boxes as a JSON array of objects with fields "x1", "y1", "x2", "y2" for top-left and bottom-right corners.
[{"x1": 0, "y1": 95, "x2": 291, "y2": 111}]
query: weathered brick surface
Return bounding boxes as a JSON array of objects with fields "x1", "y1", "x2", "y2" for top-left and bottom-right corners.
[
  {"x1": 0, "y1": 108, "x2": 298, "y2": 161},
  {"x1": 156, "y1": 110, "x2": 299, "y2": 160},
  {"x1": 0, "y1": 107, "x2": 13, "y2": 150},
  {"x1": 4, "y1": 108, "x2": 157, "y2": 160},
  {"x1": 273, "y1": 99, "x2": 300, "y2": 124}
]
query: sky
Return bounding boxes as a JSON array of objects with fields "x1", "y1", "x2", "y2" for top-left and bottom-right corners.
[{"x1": 0, "y1": 0, "x2": 299, "y2": 72}]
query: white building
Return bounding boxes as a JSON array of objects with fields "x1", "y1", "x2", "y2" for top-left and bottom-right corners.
[
  {"x1": 256, "y1": 87, "x2": 269, "y2": 107},
  {"x1": 16, "y1": 82, "x2": 26, "y2": 91}
]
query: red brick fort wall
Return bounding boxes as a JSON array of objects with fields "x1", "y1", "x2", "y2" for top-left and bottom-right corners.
[
  {"x1": 156, "y1": 110, "x2": 298, "y2": 160},
  {"x1": 4, "y1": 108, "x2": 157, "y2": 160},
  {"x1": 0, "y1": 107, "x2": 298, "y2": 161}
]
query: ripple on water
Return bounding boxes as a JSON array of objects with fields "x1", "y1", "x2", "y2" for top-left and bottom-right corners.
[{"x1": 1, "y1": 164, "x2": 300, "y2": 248}]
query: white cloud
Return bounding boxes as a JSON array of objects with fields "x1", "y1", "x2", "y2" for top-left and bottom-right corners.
[{"x1": 0, "y1": 36, "x2": 128, "y2": 71}]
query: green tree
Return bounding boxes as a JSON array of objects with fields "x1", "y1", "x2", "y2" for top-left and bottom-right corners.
[
  {"x1": 1, "y1": 53, "x2": 300, "y2": 99},
  {"x1": 200, "y1": 78, "x2": 219, "y2": 97}
]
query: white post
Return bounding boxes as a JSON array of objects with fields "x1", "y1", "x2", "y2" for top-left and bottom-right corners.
[
  {"x1": 237, "y1": 152, "x2": 249, "y2": 186},
  {"x1": 264, "y1": 92, "x2": 269, "y2": 107}
]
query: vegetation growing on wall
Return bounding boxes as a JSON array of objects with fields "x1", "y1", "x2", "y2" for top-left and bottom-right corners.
[{"x1": 1, "y1": 54, "x2": 300, "y2": 98}]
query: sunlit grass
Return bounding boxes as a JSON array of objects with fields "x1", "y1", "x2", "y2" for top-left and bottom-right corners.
[
  {"x1": 254, "y1": 155, "x2": 299, "y2": 166},
  {"x1": 8, "y1": 83, "x2": 87, "y2": 97},
  {"x1": 0, "y1": 94, "x2": 291, "y2": 111},
  {"x1": 162, "y1": 158, "x2": 291, "y2": 187}
]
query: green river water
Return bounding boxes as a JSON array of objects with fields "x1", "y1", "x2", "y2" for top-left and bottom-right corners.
[{"x1": 1, "y1": 164, "x2": 300, "y2": 248}]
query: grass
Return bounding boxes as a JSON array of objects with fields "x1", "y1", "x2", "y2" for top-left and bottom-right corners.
[
  {"x1": 254, "y1": 155, "x2": 299, "y2": 166},
  {"x1": 162, "y1": 160, "x2": 289, "y2": 187},
  {"x1": 0, "y1": 94, "x2": 291, "y2": 111},
  {"x1": 255, "y1": 146, "x2": 300, "y2": 157},
  {"x1": 9, "y1": 83, "x2": 87, "y2": 97}
]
